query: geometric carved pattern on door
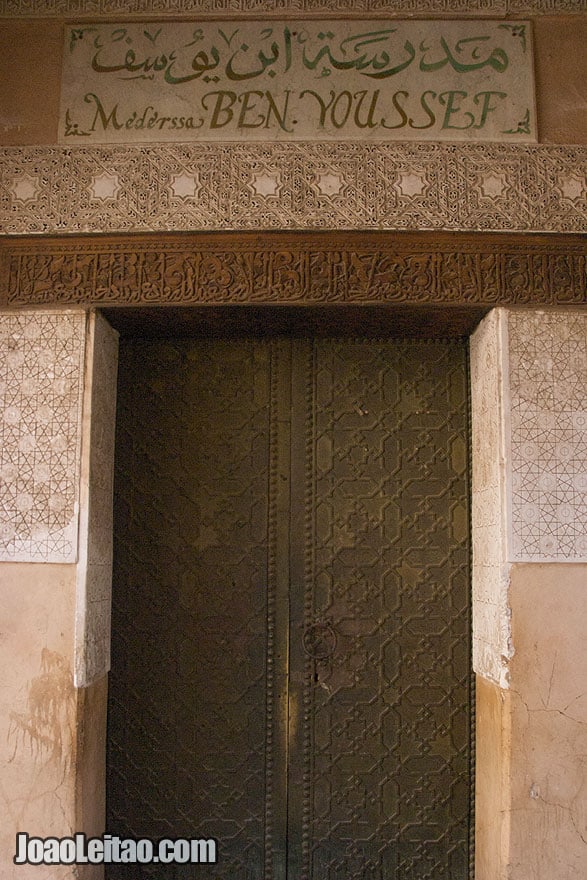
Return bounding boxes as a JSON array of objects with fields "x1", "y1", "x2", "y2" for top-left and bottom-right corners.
[
  {"x1": 108, "y1": 339, "x2": 275, "y2": 878},
  {"x1": 107, "y1": 337, "x2": 471, "y2": 879},
  {"x1": 289, "y1": 341, "x2": 471, "y2": 879}
]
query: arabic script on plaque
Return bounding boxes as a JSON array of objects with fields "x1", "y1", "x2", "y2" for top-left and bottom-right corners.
[{"x1": 60, "y1": 20, "x2": 536, "y2": 144}]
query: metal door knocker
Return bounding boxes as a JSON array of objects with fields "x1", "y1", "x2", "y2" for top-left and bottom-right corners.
[{"x1": 302, "y1": 621, "x2": 337, "y2": 660}]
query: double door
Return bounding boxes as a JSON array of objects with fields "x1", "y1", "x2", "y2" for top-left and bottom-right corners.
[{"x1": 107, "y1": 337, "x2": 472, "y2": 879}]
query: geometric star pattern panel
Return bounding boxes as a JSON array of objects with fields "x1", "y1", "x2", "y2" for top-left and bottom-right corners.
[
  {"x1": 507, "y1": 310, "x2": 587, "y2": 561},
  {"x1": 0, "y1": 310, "x2": 85, "y2": 562},
  {"x1": 2, "y1": 143, "x2": 585, "y2": 235}
]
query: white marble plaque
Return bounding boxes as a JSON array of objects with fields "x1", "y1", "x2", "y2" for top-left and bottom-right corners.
[{"x1": 60, "y1": 20, "x2": 536, "y2": 144}]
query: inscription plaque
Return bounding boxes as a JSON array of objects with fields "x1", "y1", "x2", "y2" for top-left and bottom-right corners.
[{"x1": 60, "y1": 20, "x2": 536, "y2": 144}]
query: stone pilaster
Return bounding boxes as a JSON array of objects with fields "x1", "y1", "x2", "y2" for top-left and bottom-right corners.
[
  {"x1": 0, "y1": 308, "x2": 118, "y2": 880},
  {"x1": 471, "y1": 308, "x2": 587, "y2": 879}
]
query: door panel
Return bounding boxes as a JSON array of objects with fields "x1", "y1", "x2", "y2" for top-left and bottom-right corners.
[
  {"x1": 288, "y1": 340, "x2": 471, "y2": 880},
  {"x1": 107, "y1": 337, "x2": 471, "y2": 880},
  {"x1": 108, "y1": 340, "x2": 281, "y2": 878}
]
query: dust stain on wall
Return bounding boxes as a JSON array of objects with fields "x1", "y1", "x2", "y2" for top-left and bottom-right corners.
[{"x1": 8, "y1": 648, "x2": 76, "y2": 770}]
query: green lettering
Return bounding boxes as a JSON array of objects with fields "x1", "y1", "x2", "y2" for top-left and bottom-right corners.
[
  {"x1": 203, "y1": 91, "x2": 237, "y2": 128},
  {"x1": 331, "y1": 91, "x2": 353, "y2": 129},
  {"x1": 299, "y1": 90, "x2": 335, "y2": 128},
  {"x1": 84, "y1": 93, "x2": 123, "y2": 131},
  {"x1": 409, "y1": 91, "x2": 436, "y2": 130},
  {"x1": 353, "y1": 90, "x2": 379, "y2": 129},
  {"x1": 381, "y1": 90, "x2": 409, "y2": 130},
  {"x1": 473, "y1": 91, "x2": 507, "y2": 129},
  {"x1": 264, "y1": 91, "x2": 293, "y2": 132},
  {"x1": 135, "y1": 106, "x2": 155, "y2": 130},
  {"x1": 439, "y1": 90, "x2": 475, "y2": 130},
  {"x1": 237, "y1": 91, "x2": 266, "y2": 129}
]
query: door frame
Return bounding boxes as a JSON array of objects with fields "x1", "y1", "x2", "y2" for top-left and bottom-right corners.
[{"x1": 0, "y1": 229, "x2": 585, "y2": 879}]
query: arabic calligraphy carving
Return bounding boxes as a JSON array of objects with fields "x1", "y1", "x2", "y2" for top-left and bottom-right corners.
[
  {"x1": 2, "y1": 234, "x2": 585, "y2": 308},
  {"x1": 0, "y1": 0, "x2": 583, "y2": 16},
  {"x1": 0, "y1": 311, "x2": 85, "y2": 563},
  {"x1": 60, "y1": 20, "x2": 535, "y2": 143},
  {"x1": 1, "y1": 144, "x2": 585, "y2": 235}
]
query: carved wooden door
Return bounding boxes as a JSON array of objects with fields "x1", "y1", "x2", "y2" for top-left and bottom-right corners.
[{"x1": 107, "y1": 337, "x2": 472, "y2": 880}]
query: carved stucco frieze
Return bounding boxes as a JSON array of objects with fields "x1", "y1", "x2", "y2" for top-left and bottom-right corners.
[
  {"x1": 0, "y1": 0, "x2": 585, "y2": 16},
  {"x1": 1, "y1": 233, "x2": 585, "y2": 308},
  {"x1": 1, "y1": 144, "x2": 586, "y2": 236}
]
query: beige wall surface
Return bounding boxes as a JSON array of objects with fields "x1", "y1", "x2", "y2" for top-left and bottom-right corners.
[
  {"x1": 475, "y1": 676, "x2": 511, "y2": 880},
  {"x1": 476, "y1": 565, "x2": 587, "y2": 880},
  {"x1": 0, "y1": 16, "x2": 585, "y2": 146},
  {"x1": 508, "y1": 563, "x2": 587, "y2": 880},
  {"x1": 0, "y1": 563, "x2": 78, "y2": 880}
]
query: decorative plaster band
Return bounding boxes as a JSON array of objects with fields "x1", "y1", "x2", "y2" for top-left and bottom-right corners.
[
  {"x1": 0, "y1": 0, "x2": 584, "y2": 16},
  {"x1": 0, "y1": 310, "x2": 86, "y2": 562},
  {"x1": 1, "y1": 144, "x2": 586, "y2": 235},
  {"x1": 1, "y1": 232, "x2": 585, "y2": 308}
]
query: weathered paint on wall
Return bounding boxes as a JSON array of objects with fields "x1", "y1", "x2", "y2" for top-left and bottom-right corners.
[{"x1": 0, "y1": 309, "x2": 116, "y2": 879}]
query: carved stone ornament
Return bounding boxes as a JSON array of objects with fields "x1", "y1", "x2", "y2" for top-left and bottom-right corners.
[
  {"x1": 1, "y1": 232, "x2": 585, "y2": 309},
  {"x1": 1, "y1": 144, "x2": 586, "y2": 235},
  {"x1": 0, "y1": 0, "x2": 584, "y2": 16}
]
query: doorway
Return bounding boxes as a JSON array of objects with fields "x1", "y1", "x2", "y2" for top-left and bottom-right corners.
[{"x1": 106, "y1": 334, "x2": 472, "y2": 879}]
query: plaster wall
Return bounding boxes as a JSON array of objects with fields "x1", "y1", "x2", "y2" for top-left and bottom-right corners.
[
  {"x1": 476, "y1": 565, "x2": 587, "y2": 880},
  {"x1": 471, "y1": 310, "x2": 587, "y2": 879},
  {"x1": 0, "y1": 17, "x2": 585, "y2": 146},
  {"x1": 508, "y1": 563, "x2": 587, "y2": 880},
  {"x1": 0, "y1": 562, "x2": 78, "y2": 880}
]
